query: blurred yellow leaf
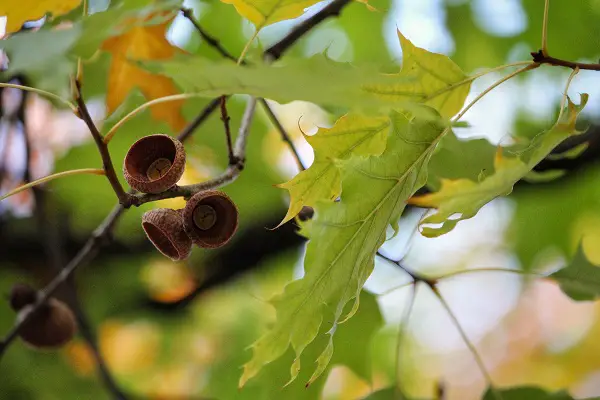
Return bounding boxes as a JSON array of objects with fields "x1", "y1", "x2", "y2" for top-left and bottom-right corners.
[
  {"x1": 101, "y1": 17, "x2": 187, "y2": 131},
  {"x1": 0, "y1": 0, "x2": 81, "y2": 35},
  {"x1": 221, "y1": 0, "x2": 319, "y2": 30}
]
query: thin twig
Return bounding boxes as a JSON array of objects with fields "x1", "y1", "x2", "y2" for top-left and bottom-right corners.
[
  {"x1": 23, "y1": 102, "x2": 126, "y2": 399},
  {"x1": 437, "y1": 267, "x2": 545, "y2": 281},
  {"x1": 0, "y1": 205, "x2": 124, "y2": 359},
  {"x1": 376, "y1": 252, "x2": 434, "y2": 285},
  {"x1": 264, "y1": 0, "x2": 352, "y2": 62},
  {"x1": 541, "y1": 0, "x2": 550, "y2": 56},
  {"x1": 259, "y1": 98, "x2": 305, "y2": 171},
  {"x1": 180, "y1": 8, "x2": 239, "y2": 63},
  {"x1": 73, "y1": 81, "x2": 131, "y2": 206},
  {"x1": 531, "y1": 50, "x2": 600, "y2": 71},
  {"x1": 0, "y1": 82, "x2": 76, "y2": 111},
  {"x1": 430, "y1": 285, "x2": 502, "y2": 400},
  {"x1": 220, "y1": 96, "x2": 236, "y2": 165},
  {"x1": 177, "y1": 97, "x2": 222, "y2": 142},
  {"x1": 178, "y1": 9, "x2": 311, "y2": 173}
]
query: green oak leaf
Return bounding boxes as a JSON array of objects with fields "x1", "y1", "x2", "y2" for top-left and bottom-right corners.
[
  {"x1": 276, "y1": 113, "x2": 391, "y2": 226},
  {"x1": 410, "y1": 93, "x2": 588, "y2": 237},
  {"x1": 145, "y1": 32, "x2": 471, "y2": 116},
  {"x1": 427, "y1": 131, "x2": 497, "y2": 191},
  {"x1": 482, "y1": 386, "x2": 574, "y2": 400},
  {"x1": 550, "y1": 242, "x2": 600, "y2": 301},
  {"x1": 271, "y1": 32, "x2": 471, "y2": 223},
  {"x1": 239, "y1": 107, "x2": 448, "y2": 387}
]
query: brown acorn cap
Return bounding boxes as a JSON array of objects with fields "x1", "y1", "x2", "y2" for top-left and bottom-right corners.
[
  {"x1": 123, "y1": 134, "x2": 186, "y2": 194},
  {"x1": 9, "y1": 283, "x2": 37, "y2": 311},
  {"x1": 183, "y1": 190, "x2": 239, "y2": 249},
  {"x1": 142, "y1": 208, "x2": 192, "y2": 261},
  {"x1": 18, "y1": 298, "x2": 77, "y2": 349}
]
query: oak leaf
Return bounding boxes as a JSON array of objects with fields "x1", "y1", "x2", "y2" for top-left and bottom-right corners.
[
  {"x1": 409, "y1": 94, "x2": 588, "y2": 237},
  {"x1": 101, "y1": 16, "x2": 186, "y2": 131},
  {"x1": 0, "y1": 0, "x2": 81, "y2": 35}
]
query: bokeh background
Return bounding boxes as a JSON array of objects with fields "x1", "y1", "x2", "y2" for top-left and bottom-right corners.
[{"x1": 1, "y1": 0, "x2": 600, "y2": 399}]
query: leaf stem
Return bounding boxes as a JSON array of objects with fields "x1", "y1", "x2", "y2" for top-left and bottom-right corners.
[
  {"x1": 103, "y1": 93, "x2": 206, "y2": 143},
  {"x1": 453, "y1": 63, "x2": 538, "y2": 123},
  {"x1": 259, "y1": 98, "x2": 306, "y2": 171},
  {"x1": 437, "y1": 267, "x2": 545, "y2": 281},
  {"x1": 0, "y1": 168, "x2": 105, "y2": 202},
  {"x1": 542, "y1": 0, "x2": 550, "y2": 56},
  {"x1": 238, "y1": 31, "x2": 259, "y2": 65},
  {"x1": 0, "y1": 82, "x2": 76, "y2": 111},
  {"x1": 557, "y1": 67, "x2": 580, "y2": 120},
  {"x1": 430, "y1": 285, "x2": 502, "y2": 400},
  {"x1": 426, "y1": 61, "x2": 533, "y2": 103},
  {"x1": 74, "y1": 81, "x2": 131, "y2": 205}
]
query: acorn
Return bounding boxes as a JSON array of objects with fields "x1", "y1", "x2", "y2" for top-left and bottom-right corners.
[
  {"x1": 123, "y1": 134, "x2": 186, "y2": 194},
  {"x1": 182, "y1": 190, "x2": 239, "y2": 248},
  {"x1": 9, "y1": 283, "x2": 77, "y2": 349},
  {"x1": 142, "y1": 208, "x2": 192, "y2": 261}
]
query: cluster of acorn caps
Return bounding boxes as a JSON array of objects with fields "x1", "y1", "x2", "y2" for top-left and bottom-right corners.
[
  {"x1": 124, "y1": 134, "x2": 239, "y2": 261},
  {"x1": 9, "y1": 283, "x2": 77, "y2": 349},
  {"x1": 6, "y1": 134, "x2": 239, "y2": 350}
]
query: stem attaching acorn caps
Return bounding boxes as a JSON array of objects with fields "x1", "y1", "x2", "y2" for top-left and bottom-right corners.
[
  {"x1": 183, "y1": 190, "x2": 239, "y2": 249},
  {"x1": 9, "y1": 283, "x2": 77, "y2": 349},
  {"x1": 142, "y1": 208, "x2": 192, "y2": 261},
  {"x1": 123, "y1": 134, "x2": 186, "y2": 194}
]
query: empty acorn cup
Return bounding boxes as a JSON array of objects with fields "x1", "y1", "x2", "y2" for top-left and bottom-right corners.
[
  {"x1": 123, "y1": 134, "x2": 186, "y2": 194},
  {"x1": 183, "y1": 190, "x2": 239, "y2": 249},
  {"x1": 9, "y1": 283, "x2": 77, "y2": 349},
  {"x1": 142, "y1": 208, "x2": 192, "y2": 261}
]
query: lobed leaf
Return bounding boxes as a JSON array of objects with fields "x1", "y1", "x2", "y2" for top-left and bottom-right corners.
[
  {"x1": 410, "y1": 94, "x2": 588, "y2": 237},
  {"x1": 240, "y1": 108, "x2": 448, "y2": 387},
  {"x1": 550, "y1": 242, "x2": 600, "y2": 301},
  {"x1": 269, "y1": 32, "x2": 471, "y2": 222},
  {"x1": 101, "y1": 14, "x2": 187, "y2": 132},
  {"x1": 0, "y1": 0, "x2": 81, "y2": 35},
  {"x1": 276, "y1": 113, "x2": 391, "y2": 226},
  {"x1": 146, "y1": 32, "x2": 471, "y2": 117},
  {"x1": 220, "y1": 0, "x2": 322, "y2": 31}
]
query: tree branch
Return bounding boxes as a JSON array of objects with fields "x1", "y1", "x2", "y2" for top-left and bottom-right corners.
[
  {"x1": 220, "y1": 96, "x2": 236, "y2": 165},
  {"x1": 264, "y1": 0, "x2": 352, "y2": 62},
  {"x1": 180, "y1": 8, "x2": 239, "y2": 64},
  {"x1": 531, "y1": 50, "x2": 600, "y2": 71},
  {"x1": 259, "y1": 98, "x2": 306, "y2": 171},
  {"x1": 73, "y1": 81, "x2": 131, "y2": 205}
]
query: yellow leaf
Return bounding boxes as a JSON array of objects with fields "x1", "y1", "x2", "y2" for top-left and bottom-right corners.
[
  {"x1": 277, "y1": 113, "x2": 391, "y2": 226},
  {"x1": 221, "y1": 0, "x2": 316, "y2": 30},
  {"x1": 0, "y1": 0, "x2": 81, "y2": 35},
  {"x1": 276, "y1": 32, "x2": 471, "y2": 224},
  {"x1": 101, "y1": 17, "x2": 187, "y2": 132},
  {"x1": 363, "y1": 31, "x2": 471, "y2": 119}
]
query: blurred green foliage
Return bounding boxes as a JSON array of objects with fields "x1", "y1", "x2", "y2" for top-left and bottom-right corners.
[{"x1": 2, "y1": 0, "x2": 600, "y2": 399}]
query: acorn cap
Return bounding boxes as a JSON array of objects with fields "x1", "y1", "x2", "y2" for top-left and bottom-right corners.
[
  {"x1": 142, "y1": 208, "x2": 192, "y2": 261},
  {"x1": 183, "y1": 190, "x2": 239, "y2": 249},
  {"x1": 18, "y1": 298, "x2": 77, "y2": 349},
  {"x1": 123, "y1": 134, "x2": 186, "y2": 194},
  {"x1": 9, "y1": 283, "x2": 37, "y2": 311}
]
